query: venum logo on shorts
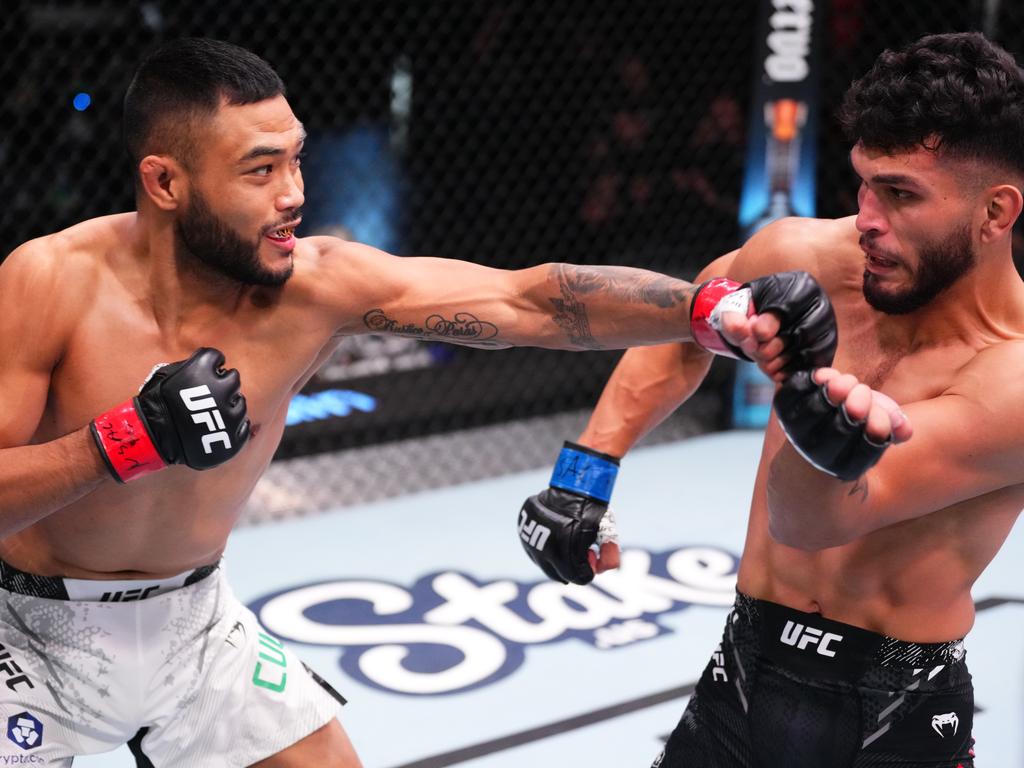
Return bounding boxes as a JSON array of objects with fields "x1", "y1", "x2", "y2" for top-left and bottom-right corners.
[
  {"x1": 779, "y1": 620, "x2": 843, "y2": 657},
  {"x1": 247, "y1": 544, "x2": 739, "y2": 696},
  {"x1": 225, "y1": 620, "x2": 247, "y2": 649},
  {"x1": 6, "y1": 712, "x2": 42, "y2": 750},
  {"x1": 931, "y1": 712, "x2": 959, "y2": 738}
]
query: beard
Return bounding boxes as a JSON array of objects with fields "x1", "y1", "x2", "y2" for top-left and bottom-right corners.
[
  {"x1": 175, "y1": 187, "x2": 296, "y2": 287},
  {"x1": 862, "y1": 224, "x2": 976, "y2": 315}
]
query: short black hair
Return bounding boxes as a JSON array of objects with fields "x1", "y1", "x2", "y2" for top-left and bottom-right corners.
[
  {"x1": 839, "y1": 32, "x2": 1024, "y2": 176},
  {"x1": 123, "y1": 38, "x2": 286, "y2": 181}
]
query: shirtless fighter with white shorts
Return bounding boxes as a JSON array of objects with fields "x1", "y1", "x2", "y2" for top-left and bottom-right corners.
[{"x1": 0, "y1": 38, "x2": 831, "y2": 767}]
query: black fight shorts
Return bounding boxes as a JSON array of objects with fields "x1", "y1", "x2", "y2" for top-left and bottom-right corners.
[{"x1": 655, "y1": 592, "x2": 975, "y2": 768}]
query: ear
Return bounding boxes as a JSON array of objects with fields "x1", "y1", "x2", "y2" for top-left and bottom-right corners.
[
  {"x1": 138, "y1": 155, "x2": 189, "y2": 212},
  {"x1": 979, "y1": 184, "x2": 1024, "y2": 244}
]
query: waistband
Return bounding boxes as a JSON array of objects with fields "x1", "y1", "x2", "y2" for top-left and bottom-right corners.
[
  {"x1": 0, "y1": 558, "x2": 220, "y2": 602},
  {"x1": 734, "y1": 591, "x2": 966, "y2": 676}
]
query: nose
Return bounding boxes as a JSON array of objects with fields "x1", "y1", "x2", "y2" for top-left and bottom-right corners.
[
  {"x1": 855, "y1": 183, "x2": 887, "y2": 236},
  {"x1": 276, "y1": 171, "x2": 305, "y2": 212}
]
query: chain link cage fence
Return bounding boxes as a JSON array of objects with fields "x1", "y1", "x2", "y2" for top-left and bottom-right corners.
[{"x1": 1, "y1": 1, "x2": 1020, "y2": 468}]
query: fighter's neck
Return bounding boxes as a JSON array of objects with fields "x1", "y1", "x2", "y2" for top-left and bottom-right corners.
[
  {"x1": 127, "y1": 210, "x2": 255, "y2": 329},
  {"x1": 874, "y1": 254, "x2": 1024, "y2": 350}
]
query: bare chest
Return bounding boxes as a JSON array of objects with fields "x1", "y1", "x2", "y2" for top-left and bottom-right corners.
[
  {"x1": 831, "y1": 313, "x2": 974, "y2": 404},
  {"x1": 38, "y1": 290, "x2": 337, "y2": 444}
]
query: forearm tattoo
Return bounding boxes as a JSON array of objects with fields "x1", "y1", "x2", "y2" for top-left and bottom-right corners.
[
  {"x1": 363, "y1": 309, "x2": 508, "y2": 348},
  {"x1": 549, "y1": 265, "x2": 693, "y2": 349},
  {"x1": 551, "y1": 265, "x2": 693, "y2": 307},
  {"x1": 549, "y1": 281, "x2": 601, "y2": 350}
]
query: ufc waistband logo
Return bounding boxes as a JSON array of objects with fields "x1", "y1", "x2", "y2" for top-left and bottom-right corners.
[
  {"x1": 518, "y1": 509, "x2": 551, "y2": 551},
  {"x1": 180, "y1": 385, "x2": 232, "y2": 454},
  {"x1": 779, "y1": 620, "x2": 844, "y2": 657},
  {"x1": 100, "y1": 586, "x2": 161, "y2": 602}
]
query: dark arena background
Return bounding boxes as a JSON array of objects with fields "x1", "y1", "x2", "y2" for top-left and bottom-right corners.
[
  {"x1": 4, "y1": 3, "x2": 1024, "y2": 766},
  {"x1": 4, "y1": 0, "x2": 1023, "y2": 471}
]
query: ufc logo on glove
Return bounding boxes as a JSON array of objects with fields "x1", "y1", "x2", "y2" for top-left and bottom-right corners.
[
  {"x1": 518, "y1": 509, "x2": 552, "y2": 551},
  {"x1": 90, "y1": 347, "x2": 250, "y2": 482},
  {"x1": 180, "y1": 384, "x2": 232, "y2": 454}
]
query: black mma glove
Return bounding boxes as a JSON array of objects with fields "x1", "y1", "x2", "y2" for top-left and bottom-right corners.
[
  {"x1": 518, "y1": 441, "x2": 619, "y2": 585},
  {"x1": 773, "y1": 369, "x2": 891, "y2": 481},
  {"x1": 90, "y1": 348, "x2": 250, "y2": 482},
  {"x1": 690, "y1": 270, "x2": 837, "y2": 374}
]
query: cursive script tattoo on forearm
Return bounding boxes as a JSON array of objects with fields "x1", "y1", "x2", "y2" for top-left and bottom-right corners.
[{"x1": 363, "y1": 309, "x2": 507, "y2": 348}]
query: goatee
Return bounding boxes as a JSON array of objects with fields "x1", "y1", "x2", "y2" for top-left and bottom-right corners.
[
  {"x1": 862, "y1": 224, "x2": 975, "y2": 315},
  {"x1": 175, "y1": 188, "x2": 296, "y2": 287}
]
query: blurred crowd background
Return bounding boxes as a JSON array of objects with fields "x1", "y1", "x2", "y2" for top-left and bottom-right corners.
[{"x1": 2, "y1": 0, "x2": 1021, "y2": 463}]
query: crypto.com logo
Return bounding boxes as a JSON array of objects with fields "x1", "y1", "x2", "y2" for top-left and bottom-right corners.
[
  {"x1": 6, "y1": 711, "x2": 42, "y2": 750},
  {"x1": 248, "y1": 544, "x2": 738, "y2": 696}
]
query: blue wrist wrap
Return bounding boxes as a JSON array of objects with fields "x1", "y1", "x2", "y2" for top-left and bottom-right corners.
[{"x1": 549, "y1": 443, "x2": 619, "y2": 503}]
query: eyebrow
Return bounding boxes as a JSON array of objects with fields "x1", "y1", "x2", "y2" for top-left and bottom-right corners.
[
  {"x1": 237, "y1": 125, "x2": 308, "y2": 164},
  {"x1": 847, "y1": 152, "x2": 925, "y2": 189},
  {"x1": 869, "y1": 173, "x2": 922, "y2": 188}
]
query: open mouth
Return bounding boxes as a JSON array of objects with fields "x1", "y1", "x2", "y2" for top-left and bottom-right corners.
[
  {"x1": 860, "y1": 235, "x2": 899, "y2": 270},
  {"x1": 266, "y1": 227, "x2": 295, "y2": 242}
]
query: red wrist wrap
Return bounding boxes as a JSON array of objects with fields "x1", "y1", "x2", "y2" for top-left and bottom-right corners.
[
  {"x1": 91, "y1": 399, "x2": 167, "y2": 483},
  {"x1": 690, "y1": 277, "x2": 748, "y2": 357}
]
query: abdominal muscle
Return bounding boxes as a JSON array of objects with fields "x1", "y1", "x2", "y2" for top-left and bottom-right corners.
[
  {"x1": 734, "y1": 424, "x2": 1020, "y2": 643},
  {"x1": 0, "y1": 418, "x2": 285, "y2": 581}
]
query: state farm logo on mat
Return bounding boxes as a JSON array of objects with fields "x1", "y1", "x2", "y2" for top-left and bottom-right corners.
[{"x1": 248, "y1": 544, "x2": 738, "y2": 696}]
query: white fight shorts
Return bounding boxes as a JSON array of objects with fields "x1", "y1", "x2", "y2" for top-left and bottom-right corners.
[{"x1": 0, "y1": 560, "x2": 344, "y2": 767}]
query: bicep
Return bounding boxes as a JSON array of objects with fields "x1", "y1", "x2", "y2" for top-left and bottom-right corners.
[
  {"x1": 320, "y1": 239, "x2": 522, "y2": 344},
  {"x1": 0, "y1": 246, "x2": 64, "y2": 448},
  {"x1": 0, "y1": 364, "x2": 52, "y2": 449}
]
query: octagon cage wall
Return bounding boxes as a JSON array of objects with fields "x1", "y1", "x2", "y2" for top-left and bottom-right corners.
[{"x1": 1, "y1": 0, "x2": 1021, "y2": 481}]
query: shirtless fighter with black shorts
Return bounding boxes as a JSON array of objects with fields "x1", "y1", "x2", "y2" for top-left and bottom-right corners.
[
  {"x1": 517, "y1": 32, "x2": 1024, "y2": 766},
  {"x1": 0, "y1": 38, "x2": 834, "y2": 767}
]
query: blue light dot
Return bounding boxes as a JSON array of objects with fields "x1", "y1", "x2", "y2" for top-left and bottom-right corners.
[{"x1": 73, "y1": 93, "x2": 91, "y2": 111}]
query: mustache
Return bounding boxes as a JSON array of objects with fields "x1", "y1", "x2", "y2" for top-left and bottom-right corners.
[
  {"x1": 262, "y1": 207, "x2": 304, "y2": 235},
  {"x1": 859, "y1": 234, "x2": 900, "y2": 261}
]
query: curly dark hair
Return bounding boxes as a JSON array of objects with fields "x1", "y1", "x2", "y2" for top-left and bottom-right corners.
[{"x1": 839, "y1": 32, "x2": 1024, "y2": 175}]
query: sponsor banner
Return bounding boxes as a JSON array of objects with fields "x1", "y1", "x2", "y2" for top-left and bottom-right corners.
[
  {"x1": 738, "y1": 0, "x2": 821, "y2": 235},
  {"x1": 734, "y1": 0, "x2": 823, "y2": 429},
  {"x1": 248, "y1": 544, "x2": 738, "y2": 697}
]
